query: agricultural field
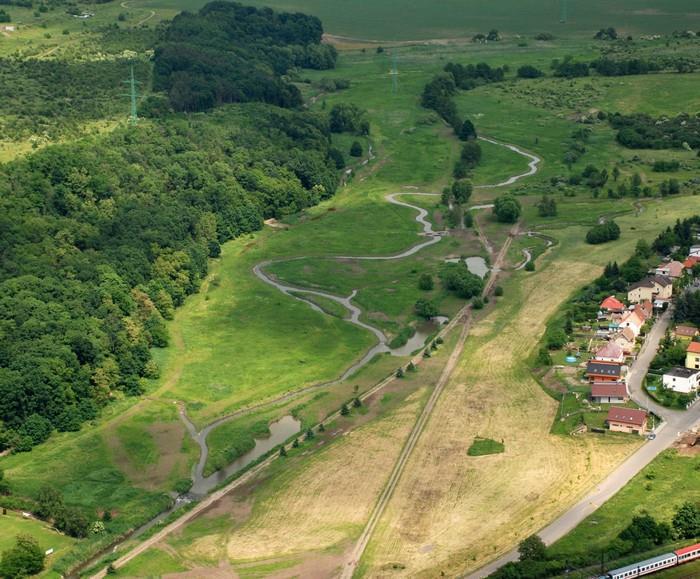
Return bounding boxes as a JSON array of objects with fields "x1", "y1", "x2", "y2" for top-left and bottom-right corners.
[{"x1": 1, "y1": 2, "x2": 700, "y2": 578}]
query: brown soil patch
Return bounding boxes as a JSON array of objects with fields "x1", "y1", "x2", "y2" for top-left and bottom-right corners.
[
  {"x1": 106, "y1": 420, "x2": 187, "y2": 490},
  {"x1": 201, "y1": 492, "x2": 253, "y2": 523},
  {"x1": 673, "y1": 432, "x2": 700, "y2": 456},
  {"x1": 164, "y1": 560, "x2": 238, "y2": 579}
]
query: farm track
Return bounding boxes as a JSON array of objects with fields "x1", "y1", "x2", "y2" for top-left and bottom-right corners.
[{"x1": 89, "y1": 138, "x2": 540, "y2": 578}]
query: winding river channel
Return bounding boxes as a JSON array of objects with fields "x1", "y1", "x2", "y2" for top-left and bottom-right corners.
[
  {"x1": 181, "y1": 136, "x2": 542, "y2": 494},
  {"x1": 78, "y1": 136, "x2": 542, "y2": 578}
]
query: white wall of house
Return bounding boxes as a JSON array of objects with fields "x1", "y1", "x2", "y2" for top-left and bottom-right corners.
[{"x1": 662, "y1": 372, "x2": 699, "y2": 394}]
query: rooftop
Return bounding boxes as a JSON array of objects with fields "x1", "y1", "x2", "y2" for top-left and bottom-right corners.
[
  {"x1": 591, "y1": 383, "x2": 627, "y2": 398},
  {"x1": 664, "y1": 367, "x2": 699, "y2": 379},
  {"x1": 600, "y1": 296, "x2": 625, "y2": 311},
  {"x1": 629, "y1": 275, "x2": 672, "y2": 290},
  {"x1": 675, "y1": 325, "x2": 698, "y2": 337},
  {"x1": 606, "y1": 407, "x2": 647, "y2": 427},
  {"x1": 595, "y1": 342, "x2": 624, "y2": 360},
  {"x1": 586, "y1": 361, "x2": 622, "y2": 376},
  {"x1": 688, "y1": 342, "x2": 700, "y2": 354}
]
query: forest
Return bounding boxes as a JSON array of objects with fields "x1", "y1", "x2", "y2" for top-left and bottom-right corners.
[
  {"x1": 0, "y1": 103, "x2": 342, "y2": 452},
  {"x1": 153, "y1": 1, "x2": 337, "y2": 111},
  {"x1": 610, "y1": 113, "x2": 700, "y2": 149}
]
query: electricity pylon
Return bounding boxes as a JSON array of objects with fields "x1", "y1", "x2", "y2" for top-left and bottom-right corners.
[
  {"x1": 389, "y1": 53, "x2": 399, "y2": 93},
  {"x1": 122, "y1": 65, "x2": 140, "y2": 125}
]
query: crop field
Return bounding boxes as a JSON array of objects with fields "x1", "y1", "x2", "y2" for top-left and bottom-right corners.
[{"x1": 158, "y1": 0, "x2": 700, "y2": 40}]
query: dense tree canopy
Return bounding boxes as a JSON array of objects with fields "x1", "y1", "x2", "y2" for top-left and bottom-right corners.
[
  {"x1": 610, "y1": 113, "x2": 700, "y2": 150},
  {"x1": 493, "y1": 195, "x2": 522, "y2": 223},
  {"x1": 153, "y1": 2, "x2": 337, "y2": 112},
  {"x1": 0, "y1": 104, "x2": 342, "y2": 451}
]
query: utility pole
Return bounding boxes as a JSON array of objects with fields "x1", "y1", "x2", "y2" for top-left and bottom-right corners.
[
  {"x1": 122, "y1": 64, "x2": 140, "y2": 125},
  {"x1": 389, "y1": 53, "x2": 399, "y2": 93}
]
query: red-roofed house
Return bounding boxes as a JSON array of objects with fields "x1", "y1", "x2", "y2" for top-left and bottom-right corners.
[
  {"x1": 594, "y1": 341, "x2": 625, "y2": 363},
  {"x1": 683, "y1": 256, "x2": 700, "y2": 271},
  {"x1": 634, "y1": 300, "x2": 653, "y2": 321},
  {"x1": 600, "y1": 295, "x2": 626, "y2": 313},
  {"x1": 591, "y1": 383, "x2": 628, "y2": 403},
  {"x1": 686, "y1": 341, "x2": 700, "y2": 370},
  {"x1": 606, "y1": 407, "x2": 648, "y2": 435},
  {"x1": 655, "y1": 260, "x2": 685, "y2": 279}
]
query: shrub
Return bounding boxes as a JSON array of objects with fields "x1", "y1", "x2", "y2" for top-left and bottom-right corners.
[
  {"x1": 493, "y1": 195, "x2": 522, "y2": 223},
  {"x1": 586, "y1": 220, "x2": 620, "y2": 244}
]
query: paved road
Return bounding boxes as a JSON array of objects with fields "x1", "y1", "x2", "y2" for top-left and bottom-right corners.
[{"x1": 467, "y1": 309, "x2": 700, "y2": 578}]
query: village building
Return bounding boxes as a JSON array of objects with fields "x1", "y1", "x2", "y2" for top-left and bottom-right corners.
[
  {"x1": 654, "y1": 260, "x2": 685, "y2": 279},
  {"x1": 612, "y1": 327, "x2": 637, "y2": 355},
  {"x1": 599, "y1": 295, "x2": 626, "y2": 314},
  {"x1": 662, "y1": 367, "x2": 699, "y2": 394},
  {"x1": 683, "y1": 256, "x2": 700, "y2": 271},
  {"x1": 594, "y1": 341, "x2": 625, "y2": 364},
  {"x1": 619, "y1": 310, "x2": 644, "y2": 337},
  {"x1": 606, "y1": 407, "x2": 648, "y2": 435},
  {"x1": 627, "y1": 275, "x2": 672, "y2": 303},
  {"x1": 586, "y1": 360, "x2": 622, "y2": 383},
  {"x1": 674, "y1": 325, "x2": 698, "y2": 340},
  {"x1": 591, "y1": 383, "x2": 629, "y2": 404},
  {"x1": 686, "y1": 341, "x2": 700, "y2": 371}
]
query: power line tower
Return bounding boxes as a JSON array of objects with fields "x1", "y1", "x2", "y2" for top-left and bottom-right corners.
[
  {"x1": 560, "y1": 0, "x2": 568, "y2": 23},
  {"x1": 122, "y1": 65, "x2": 140, "y2": 125},
  {"x1": 389, "y1": 53, "x2": 399, "y2": 93}
]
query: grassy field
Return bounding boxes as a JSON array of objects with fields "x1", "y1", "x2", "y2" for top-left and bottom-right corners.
[
  {"x1": 175, "y1": 0, "x2": 700, "y2": 40},
  {"x1": 2, "y1": 14, "x2": 699, "y2": 577},
  {"x1": 549, "y1": 449, "x2": 700, "y2": 564},
  {"x1": 359, "y1": 197, "x2": 693, "y2": 577},
  {"x1": 114, "y1": 329, "x2": 461, "y2": 576},
  {"x1": 0, "y1": 512, "x2": 76, "y2": 575}
]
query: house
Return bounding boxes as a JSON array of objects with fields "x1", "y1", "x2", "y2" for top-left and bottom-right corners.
[
  {"x1": 689, "y1": 245, "x2": 700, "y2": 257},
  {"x1": 594, "y1": 341, "x2": 625, "y2": 363},
  {"x1": 600, "y1": 295, "x2": 626, "y2": 314},
  {"x1": 684, "y1": 256, "x2": 700, "y2": 271},
  {"x1": 591, "y1": 383, "x2": 629, "y2": 403},
  {"x1": 662, "y1": 367, "x2": 699, "y2": 394},
  {"x1": 674, "y1": 325, "x2": 698, "y2": 340},
  {"x1": 686, "y1": 341, "x2": 700, "y2": 370},
  {"x1": 586, "y1": 361, "x2": 622, "y2": 383},
  {"x1": 606, "y1": 407, "x2": 648, "y2": 435},
  {"x1": 612, "y1": 328, "x2": 637, "y2": 355},
  {"x1": 619, "y1": 310, "x2": 644, "y2": 337},
  {"x1": 628, "y1": 275, "x2": 673, "y2": 303},
  {"x1": 634, "y1": 300, "x2": 653, "y2": 321},
  {"x1": 654, "y1": 260, "x2": 685, "y2": 279}
]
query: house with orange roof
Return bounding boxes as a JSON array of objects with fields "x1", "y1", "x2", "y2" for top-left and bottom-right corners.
[
  {"x1": 600, "y1": 295, "x2": 626, "y2": 314},
  {"x1": 634, "y1": 299, "x2": 653, "y2": 321},
  {"x1": 683, "y1": 256, "x2": 700, "y2": 271},
  {"x1": 686, "y1": 341, "x2": 700, "y2": 371}
]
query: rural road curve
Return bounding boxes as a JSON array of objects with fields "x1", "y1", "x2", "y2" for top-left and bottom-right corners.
[
  {"x1": 90, "y1": 138, "x2": 540, "y2": 578},
  {"x1": 467, "y1": 308, "x2": 700, "y2": 578}
]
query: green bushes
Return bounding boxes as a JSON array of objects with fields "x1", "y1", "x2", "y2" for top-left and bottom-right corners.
[
  {"x1": 439, "y1": 263, "x2": 484, "y2": 299},
  {"x1": 586, "y1": 220, "x2": 620, "y2": 244},
  {"x1": 493, "y1": 195, "x2": 522, "y2": 223}
]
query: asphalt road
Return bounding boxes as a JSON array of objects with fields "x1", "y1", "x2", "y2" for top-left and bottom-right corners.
[{"x1": 467, "y1": 308, "x2": 700, "y2": 578}]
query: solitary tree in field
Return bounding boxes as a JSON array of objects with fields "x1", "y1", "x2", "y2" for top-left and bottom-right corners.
[
  {"x1": 518, "y1": 534, "x2": 547, "y2": 561},
  {"x1": 292, "y1": 438, "x2": 299, "y2": 448},
  {"x1": 418, "y1": 273, "x2": 434, "y2": 291},
  {"x1": 408, "y1": 362, "x2": 416, "y2": 372},
  {"x1": 340, "y1": 403, "x2": 350, "y2": 416},
  {"x1": 279, "y1": 446, "x2": 287, "y2": 458},
  {"x1": 349, "y1": 141, "x2": 363, "y2": 157},
  {"x1": 396, "y1": 367, "x2": 405, "y2": 378},
  {"x1": 493, "y1": 194, "x2": 522, "y2": 223},
  {"x1": 353, "y1": 397, "x2": 362, "y2": 408}
]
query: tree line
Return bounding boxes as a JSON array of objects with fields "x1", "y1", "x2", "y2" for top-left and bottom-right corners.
[
  {"x1": 0, "y1": 104, "x2": 345, "y2": 452},
  {"x1": 153, "y1": 1, "x2": 337, "y2": 112},
  {"x1": 609, "y1": 112, "x2": 700, "y2": 150}
]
